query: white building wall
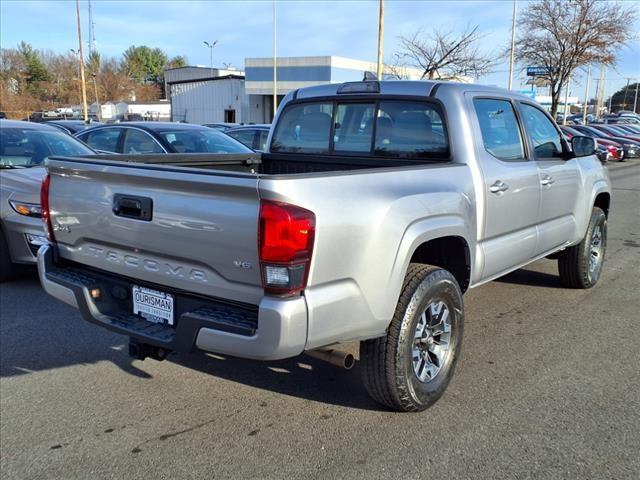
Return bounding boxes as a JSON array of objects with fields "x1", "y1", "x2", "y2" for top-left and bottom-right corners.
[{"x1": 169, "y1": 78, "x2": 250, "y2": 124}]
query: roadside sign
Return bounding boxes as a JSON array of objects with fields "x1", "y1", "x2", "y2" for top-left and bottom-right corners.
[
  {"x1": 527, "y1": 66, "x2": 548, "y2": 77},
  {"x1": 527, "y1": 66, "x2": 558, "y2": 77}
]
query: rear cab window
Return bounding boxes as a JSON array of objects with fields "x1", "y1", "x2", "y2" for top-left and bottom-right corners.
[{"x1": 271, "y1": 99, "x2": 449, "y2": 161}]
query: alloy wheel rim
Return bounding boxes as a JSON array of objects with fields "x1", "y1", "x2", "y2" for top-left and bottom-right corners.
[
  {"x1": 412, "y1": 300, "x2": 452, "y2": 383},
  {"x1": 588, "y1": 224, "x2": 604, "y2": 282}
]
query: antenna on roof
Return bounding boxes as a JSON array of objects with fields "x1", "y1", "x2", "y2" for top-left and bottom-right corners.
[{"x1": 363, "y1": 71, "x2": 378, "y2": 82}]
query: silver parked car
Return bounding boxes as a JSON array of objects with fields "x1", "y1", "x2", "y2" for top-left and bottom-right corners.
[{"x1": 0, "y1": 120, "x2": 95, "y2": 280}]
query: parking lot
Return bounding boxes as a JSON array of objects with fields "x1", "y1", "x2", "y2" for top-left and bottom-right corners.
[{"x1": 1, "y1": 161, "x2": 638, "y2": 480}]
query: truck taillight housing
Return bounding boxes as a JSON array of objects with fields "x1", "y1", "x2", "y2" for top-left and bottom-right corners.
[
  {"x1": 40, "y1": 174, "x2": 55, "y2": 243},
  {"x1": 259, "y1": 200, "x2": 315, "y2": 295}
]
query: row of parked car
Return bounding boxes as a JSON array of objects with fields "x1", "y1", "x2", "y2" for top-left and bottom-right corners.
[
  {"x1": 559, "y1": 123, "x2": 640, "y2": 162},
  {"x1": 0, "y1": 118, "x2": 271, "y2": 280}
]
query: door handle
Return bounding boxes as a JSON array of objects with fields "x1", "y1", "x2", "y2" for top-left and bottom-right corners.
[
  {"x1": 489, "y1": 181, "x2": 509, "y2": 194},
  {"x1": 540, "y1": 175, "x2": 555, "y2": 186}
]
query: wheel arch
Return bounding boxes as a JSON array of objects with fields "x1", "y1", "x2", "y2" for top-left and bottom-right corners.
[
  {"x1": 409, "y1": 236, "x2": 471, "y2": 292},
  {"x1": 593, "y1": 192, "x2": 611, "y2": 218}
]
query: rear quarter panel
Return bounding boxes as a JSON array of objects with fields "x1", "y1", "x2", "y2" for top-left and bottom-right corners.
[{"x1": 258, "y1": 163, "x2": 476, "y2": 348}]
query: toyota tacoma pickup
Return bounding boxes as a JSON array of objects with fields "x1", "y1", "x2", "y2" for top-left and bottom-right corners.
[{"x1": 38, "y1": 81, "x2": 610, "y2": 411}]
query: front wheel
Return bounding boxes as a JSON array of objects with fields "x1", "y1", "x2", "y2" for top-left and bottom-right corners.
[
  {"x1": 558, "y1": 207, "x2": 607, "y2": 289},
  {"x1": 360, "y1": 264, "x2": 464, "y2": 412}
]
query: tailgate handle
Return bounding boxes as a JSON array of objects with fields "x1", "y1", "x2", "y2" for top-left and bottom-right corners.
[{"x1": 113, "y1": 194, "x2": 153, "y2": 221}]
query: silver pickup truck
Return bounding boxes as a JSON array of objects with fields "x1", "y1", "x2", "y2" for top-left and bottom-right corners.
[{"x1": 38, "y1": 81, "x2": 610, "y2": 411}]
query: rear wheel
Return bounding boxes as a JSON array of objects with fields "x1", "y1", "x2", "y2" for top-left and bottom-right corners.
[
  {"x1": 558, "y1": 207, "x2": 607, "y2": 289},
  {"x1": 0, "y1": 228, "x2": 16, "y2": 282},
  {"x1": 360, "y1": 264, "x2": 464, "y2": 412}
]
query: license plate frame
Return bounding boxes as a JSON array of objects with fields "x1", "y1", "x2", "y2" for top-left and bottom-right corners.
[{"x1": 132, "y1": 285, "x2": 175, "y2": 326}]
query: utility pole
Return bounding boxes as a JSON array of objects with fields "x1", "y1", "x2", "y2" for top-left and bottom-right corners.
[
  {"x1": 75, "y1": 0, "x2": 89, "y2": 121},
  {"x1": 376, "y1": 0, "x2": 384, "y2": 79},
  {"x1": 582, "y1": 66, "x2": 591, "y2": 124},
  {"x1": 508, "y1": 0, "x2": 517, "y2": 90},
  {"x1": 273, "y1": 0, "x2": 277, "y2": 118}
]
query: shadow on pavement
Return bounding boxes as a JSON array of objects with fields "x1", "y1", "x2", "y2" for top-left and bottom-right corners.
[
  {"x1": 1, "y1": 275, "x2": 382, "y2": 411},
  {"x1": 495, "y1": 268, "x2": 563, "y2": 289},
  {"x1": 0, "y1": 276, "x2": 151, "y2": 379},
  {"x1": 172, "y1": 349, "x2": 382, "y2": 411}
]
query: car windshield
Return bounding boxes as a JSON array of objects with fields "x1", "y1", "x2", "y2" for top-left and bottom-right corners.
[
  {"x1": 0, "y1": 127, "x2": 94, "y2": 168},
  {"x1": 157, "y1": 128, "x2": 252, "y2": 153}
]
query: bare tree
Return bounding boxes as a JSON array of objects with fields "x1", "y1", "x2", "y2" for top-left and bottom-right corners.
[
  {"x1": 516, "y1": 0, "x2": 636, "y2": 117},
  {"x1": 394, "y1": 26, "x2": 495, "y2": 80}
]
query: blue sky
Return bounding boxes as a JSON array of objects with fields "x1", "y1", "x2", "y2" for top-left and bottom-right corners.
[{"x1": 1, "y1": 0, "x2": 639, "y2": 98}]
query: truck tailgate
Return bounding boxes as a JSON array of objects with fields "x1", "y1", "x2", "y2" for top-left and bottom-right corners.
[{"x1": 46, "y1": 158, "x2": 263, "y2": 305}]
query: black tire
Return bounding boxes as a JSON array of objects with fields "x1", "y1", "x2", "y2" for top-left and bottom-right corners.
[
  {"x1": 558, "y1": 207, "x2": 607, "y2": 289},
  {"x1": 360, "y1": 264, "x2": 464, "y2": 412},
  {"x1": 0, "y1": 228, "x2": 16, "y2": 282}
]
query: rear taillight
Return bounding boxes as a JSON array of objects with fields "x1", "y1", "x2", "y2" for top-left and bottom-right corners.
[
  {"x1": 40, "y1": 174, "x2": 55, "y2": 243},
  {"x1": 607, "y1": 145, "x2": 618, "y2": 158},
  {"x1": 259, "y1": 200, "x2": 315, "y2": 295}
]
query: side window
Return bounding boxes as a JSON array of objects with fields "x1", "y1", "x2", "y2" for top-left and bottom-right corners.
[
  {"x1": 473, "y1": 98, "x2": 525, "y2": 161},
  {"x1": 227, "y1": 129, "x2": 256, "y2": 149},
  {"x1": 82, "y1": 128, "x2": 121, "y2": 152},
  {"x1": 519, "y1": 103, "x2": 563, "y2": 159},
  {"x1": 257, "y1": 130, "x2": 269, "y2": 151},
  {"x1": 122, "y1": 129, "x2": 164, "y2": 154}
]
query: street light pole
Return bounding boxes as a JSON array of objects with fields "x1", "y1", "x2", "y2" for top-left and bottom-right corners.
[
  {"x1": 203, "y1": 40, "x2": 218, "y2": 77},
  {"x1": 376, "y1": 0, "x2": 384, "y2": 79},
  {"x1": 562, "y1": 74, "x2": 571, "y2": 125},
  {"x1": 273, "y1": 0, "x2": 277, "y2": 119},
  {"x1": 508, "y1": 0, "x2": 517, "y2": 90},
  {"x1": 75, "y1": 0, "x2": 89, "y2": 122},
  {"x1": 70, "y1": 49, "x2": 82, "y2": 111},
  {"x1": 582, "y1": 65, "x2": 591, "y2": 124}
]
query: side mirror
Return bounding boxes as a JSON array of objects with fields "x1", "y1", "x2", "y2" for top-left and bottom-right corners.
[{"x1": 571, "y1": 135, "x2": 597, "y2": 157}]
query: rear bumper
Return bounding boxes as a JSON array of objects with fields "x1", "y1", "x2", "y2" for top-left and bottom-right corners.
[{"x1": 37, "y1": 244, "x2": 307, "y2": 360}]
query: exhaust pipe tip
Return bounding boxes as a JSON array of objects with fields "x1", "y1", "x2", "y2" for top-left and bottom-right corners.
[{"x1": 306, "y1": 347, "x2": 355, "y2": 370}]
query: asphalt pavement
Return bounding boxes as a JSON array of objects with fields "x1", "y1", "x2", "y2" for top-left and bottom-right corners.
[{"x1": 1, "y1": 161, "x2": 639, "y2": 480}]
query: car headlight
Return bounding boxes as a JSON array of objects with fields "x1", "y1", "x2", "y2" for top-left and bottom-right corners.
[{"x1": 9, "y1": 200, "x2": 42, "y2": 218}]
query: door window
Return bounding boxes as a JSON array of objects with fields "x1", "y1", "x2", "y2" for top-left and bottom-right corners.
[
  {"x1": 227, "y1": 129, "x2": 256, "y2": 149},
  {"x1": 519, "y1": 103, "x2": 564, "y2": 159},
  {"x1": 257, "y1": 130, "x2": 269, "y2": 151},
  {"x1": 122, "y1": 129, "x2": 164, "y2": 154},
  {"x1": 82, "y1": 128, "x2": 121, "y2": 152},
  {"x1": 473, "y1": 99, "x2": 525, "y2": 161}
]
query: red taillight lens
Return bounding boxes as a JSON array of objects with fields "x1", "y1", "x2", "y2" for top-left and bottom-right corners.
[
  {"x1": 40, "y1": 174, "x2": 55, "y2": 243},
  {"x1": 259, "y1": 200, "x2": 315, "y2": 295},
  {"x1": 607, "y1": 146, "x2": 617, "y2": 158}
]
